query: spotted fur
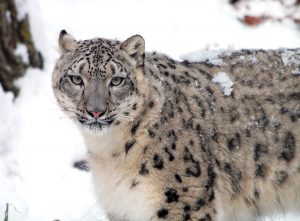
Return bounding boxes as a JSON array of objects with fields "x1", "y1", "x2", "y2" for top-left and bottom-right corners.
[{"x1": 53, "y1": 31, "x2": 300, "y2": 221}]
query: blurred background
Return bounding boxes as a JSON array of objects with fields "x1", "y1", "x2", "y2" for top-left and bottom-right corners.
[{"x1": 0, "y1": 0, "x2": 299, "y2": 220}]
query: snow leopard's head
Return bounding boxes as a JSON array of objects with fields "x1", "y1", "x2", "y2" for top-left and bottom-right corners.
[{"x1": 52, "y1": 30, "x2": 145, "y2": 132}]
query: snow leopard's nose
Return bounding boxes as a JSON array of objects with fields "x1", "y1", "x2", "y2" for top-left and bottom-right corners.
[{"x1": 86, "y1": 108, "x2": 106, "y2": 119}]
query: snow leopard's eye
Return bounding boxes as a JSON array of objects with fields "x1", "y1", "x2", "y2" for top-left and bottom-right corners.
[
  {"x1": 110, "y1": 77, "x2": 124, "y2": 87},
  {"x1": 69, "y1": 75, "x2": 83, "y2": 85}
]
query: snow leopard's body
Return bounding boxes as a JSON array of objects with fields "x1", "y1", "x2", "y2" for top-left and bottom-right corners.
[{"x1": 52, "y1": 31, "x2": 300, "y2": 221}]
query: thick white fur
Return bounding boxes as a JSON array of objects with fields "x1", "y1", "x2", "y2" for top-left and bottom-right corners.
[{"x1": 81, "y1": 125, "x2": 160, "y2": 221}]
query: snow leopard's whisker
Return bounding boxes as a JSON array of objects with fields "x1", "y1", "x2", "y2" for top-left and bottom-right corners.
[{"x1": 61, "y1": 108, "x2": 81, "y2": 115}]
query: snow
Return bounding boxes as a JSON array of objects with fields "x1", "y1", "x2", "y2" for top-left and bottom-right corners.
[
  {"x1": 281, "y1": 50, "x2": 300, "y2": 66},
  {"x1": 239, "y1": 55, "x2": 259, "y2": 64},
  {"x1": 180, "y1": 50, "x2": 226, "y2": 66},
  {"x1": 0, "y1": 0, "x2": 299, "y2": 221},
  {"x1": 212, "y1": 72, "x2": 234, "y2": 96},
  {"x1": 14, "y1": 43, "x2": 29, "y2": 64},
  {"x1": 5, "y1": 11, "x2": 11, "y2": 23},
  {"x1": 292, "y1": 69, "x2": 300, "y2": 75},
  {"x1": 180, "y1": 49, "x2": 261, "y2": 66},
  {"x1": 14, "y1": 0, "x2": 27, "y2": 20},
  {"x1": 0, "y1": 86, "x2": 16, "y2": 153}
]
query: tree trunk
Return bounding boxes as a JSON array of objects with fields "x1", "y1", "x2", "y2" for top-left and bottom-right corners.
[{"x1": 0, "y1": 0, "x2": 43, "y2": 96}]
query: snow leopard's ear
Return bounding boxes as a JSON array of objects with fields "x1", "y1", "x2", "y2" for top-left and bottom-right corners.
[
  {"x1": 59, "y1": 30, "x2": 78, "y2": 53},
  {"x1": 121, "y1": 35, "x2": 145, "y2": 67}
]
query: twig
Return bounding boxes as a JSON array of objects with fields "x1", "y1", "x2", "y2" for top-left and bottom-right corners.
[{"x1": 4, "y1": 203, "x2": 9, "y2": 221}]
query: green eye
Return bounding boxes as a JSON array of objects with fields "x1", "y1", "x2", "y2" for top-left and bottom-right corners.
[
  {"x1": 69, "y1": 75, "x2": 83, "y2": 85},
  {"x1": 111, "y1": 77, "x2": 124, "y2": 86}
]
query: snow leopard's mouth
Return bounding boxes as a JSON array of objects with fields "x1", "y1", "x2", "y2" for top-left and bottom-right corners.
[{"x1": 79, "y1": 118, "x2": 115, "y2": 130}]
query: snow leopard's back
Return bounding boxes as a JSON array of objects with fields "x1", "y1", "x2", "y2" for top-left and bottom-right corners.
[{"x1": 136, "y1": 50, "x2": 300, "y2": 221}]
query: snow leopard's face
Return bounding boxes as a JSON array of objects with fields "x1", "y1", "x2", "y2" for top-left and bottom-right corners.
[{"x1": 52, "y1": 30, "x2": 145, "y2": 132}]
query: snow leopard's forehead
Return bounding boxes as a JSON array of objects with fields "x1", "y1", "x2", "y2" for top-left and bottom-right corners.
[
  {"x1": 68, "y1": 38, "x2": 123, "y2": 80},
  {"x1": 76, "y1": 38, "x2": 120, "y2": 57}
]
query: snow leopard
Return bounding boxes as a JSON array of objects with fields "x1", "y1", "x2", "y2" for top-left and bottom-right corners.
[{"x1": 52, "y1": 30, "x2": 300, "y2": 221}]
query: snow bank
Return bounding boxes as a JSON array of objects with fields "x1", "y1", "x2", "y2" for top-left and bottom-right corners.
[
  {"x1": 0, "y1": 85, "x2": 26, "y2": 221},
  {"x1": 212, "y1": 72, "x2": 233, "y2": 96},
  {"x1": 0, "y1": 85, "x2": 18, "y2": 154}
]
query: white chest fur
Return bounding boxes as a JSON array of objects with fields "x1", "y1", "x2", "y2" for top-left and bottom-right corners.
[{"x1": 82, "y1": 127, "x2": 159, "y2": 221}]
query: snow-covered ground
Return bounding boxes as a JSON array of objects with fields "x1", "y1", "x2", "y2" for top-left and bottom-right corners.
[{"x1": 0, "y1": 0, "x2": 299, "y2": 220}]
